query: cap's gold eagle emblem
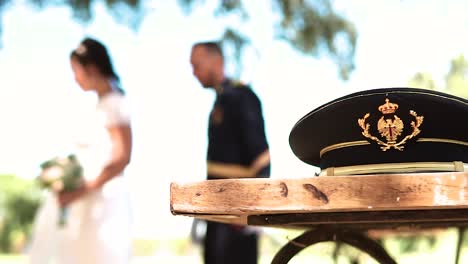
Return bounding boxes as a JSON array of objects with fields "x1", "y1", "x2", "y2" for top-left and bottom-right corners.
[{"x1": 358, "y1": 98, "x2": 424, "y2": 151}]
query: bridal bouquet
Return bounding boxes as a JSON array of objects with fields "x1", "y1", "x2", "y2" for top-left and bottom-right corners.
[{"x1": 37, "y1": 154, "x2": 84, "y2": 227}]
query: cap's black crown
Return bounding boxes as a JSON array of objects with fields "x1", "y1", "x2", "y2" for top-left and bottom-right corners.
[{"x1": 289, "y1": 88, "x2": 468, "y2": 175}]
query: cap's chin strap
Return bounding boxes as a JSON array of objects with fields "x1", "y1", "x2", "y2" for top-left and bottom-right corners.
[{"x1": 320, "y1": 161, "x2": 467, "y2": 176}]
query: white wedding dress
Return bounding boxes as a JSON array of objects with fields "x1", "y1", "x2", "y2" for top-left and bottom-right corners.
[{"x1": 28, "y1": 91, "x2": 133, "y2": 264}]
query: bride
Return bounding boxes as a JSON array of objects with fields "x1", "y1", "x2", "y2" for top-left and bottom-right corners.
[{"x1": 28, "y1": 37, "x2": 133, "y2": 264}]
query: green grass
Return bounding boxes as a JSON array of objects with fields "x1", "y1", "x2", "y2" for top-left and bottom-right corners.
[
  {"x1": 0, "y1": 255, "x2": 27, "y2": 264},
  {"x1": 4, "y1": 228, "x2": 468, "y2": 264}
]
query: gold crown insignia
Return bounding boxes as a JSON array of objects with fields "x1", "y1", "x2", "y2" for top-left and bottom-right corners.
[
  {"x1": 358, "y1": 98, "x2": 423, "y2": 151},
  {"x1": 378, "y1": 98, "x2": 399, "y2": 114}
]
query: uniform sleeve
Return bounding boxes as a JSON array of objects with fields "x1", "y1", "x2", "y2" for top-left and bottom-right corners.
[
  {"x1": 100, "y1": 93, "x2": 131, "y2": 128},
  {"x1": 238, "y1": 90, "x2": 270, "y2": 174}
]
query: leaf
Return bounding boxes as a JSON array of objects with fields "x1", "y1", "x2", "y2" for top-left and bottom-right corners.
[{"x1": 0, "y1": 0, "x2": 358, "y2": 80}]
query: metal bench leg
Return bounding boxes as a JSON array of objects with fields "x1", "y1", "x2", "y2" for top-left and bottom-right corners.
[
  {"x1": 332, "y1": 242, "x2": 342, "y2": 264},
  {"x1": 271, "y1": 226, "x2": 397, "y2": 264},
  {"x1": 332, "y1": 242, "x2": 360, "y2": 264},
  {"x1": 455, "y1": 227, "x2": 465, "y2": 264}
]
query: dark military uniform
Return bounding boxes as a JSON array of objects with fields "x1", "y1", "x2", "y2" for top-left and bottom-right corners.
[{"x1": 204, "y1": 79, "x2": 270, "y2": 264}]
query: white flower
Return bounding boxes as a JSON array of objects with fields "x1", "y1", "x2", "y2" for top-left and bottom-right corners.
[
  {"x1": 56, "y1": 157, "x2": 70, "y2": 166},
  {"x1": 41, "y1": 166, "x2": 64, "y2": 183},
  {"x1": 51, "y1": 181, "x2": 64, "y2": 192}
]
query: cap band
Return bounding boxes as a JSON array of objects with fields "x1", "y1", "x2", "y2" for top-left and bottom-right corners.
[{"x1": 319, "y1": 161, "x2": 467, "y2": 176}]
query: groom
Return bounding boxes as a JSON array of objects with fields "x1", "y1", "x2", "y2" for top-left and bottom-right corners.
[{"x1": 190, "y1": 41, "x2": 271, "y2": 264}]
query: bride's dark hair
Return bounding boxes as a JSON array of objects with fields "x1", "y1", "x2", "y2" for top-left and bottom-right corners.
[{"x1": 71, "y1": 37, "x2": 125, "y2": 95}]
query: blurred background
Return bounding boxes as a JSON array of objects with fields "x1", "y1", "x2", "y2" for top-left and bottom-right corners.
[{"x1": 0, "y1": 0, "x2": 467, "y2": 263}]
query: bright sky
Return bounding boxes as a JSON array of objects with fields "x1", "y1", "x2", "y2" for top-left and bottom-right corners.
[{"x1": 1, "y1": 0, "x2": 468, "y2": 238}]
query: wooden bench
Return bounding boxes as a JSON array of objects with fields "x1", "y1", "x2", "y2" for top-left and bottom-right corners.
[{"x1": 170, "y1": 172, "x2": 468, "y2": 264}]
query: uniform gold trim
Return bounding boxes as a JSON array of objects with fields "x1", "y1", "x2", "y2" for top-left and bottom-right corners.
[
  {"x1": 207, "y1": 150, "x2": 270, "y2": 178},
  {"x1": 319, "y1": 161, "x2": 468, "y2": 176},
  {"x1": 320, "y1": 138, "x2": 468, "y2": 157}
]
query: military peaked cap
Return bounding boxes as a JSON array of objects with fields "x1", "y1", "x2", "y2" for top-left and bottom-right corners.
[{"x1": 289, "y1": 88, "x2": 468, "y2": 176}]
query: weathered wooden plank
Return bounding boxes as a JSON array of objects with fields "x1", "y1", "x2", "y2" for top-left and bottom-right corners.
[
  {"x1": 170, "y1": 172, "x2": 468, "y2": 216},
  {"x1": 177, "y1": 213, "x2": 248, "y2": 225}
]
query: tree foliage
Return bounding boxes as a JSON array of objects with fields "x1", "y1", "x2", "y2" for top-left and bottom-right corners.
[
  {"x1": 409, "y1": 54, "x2": 468, "y2": 99},
  {"x1": 273, "y1": 0, "x2": 356, "y2": 79},
  {"x1": 0, "y1": 175, "x2": 41, "y2": 253},
  {"x1": 408, "y1": 72, "x2": 437, "y2": 91},
  {"x1": 445, "y1": 55, "x2": 468, "y2": 99},
  {"x1": 0, "y1": 0, "x2": 357, "y2": 79}
]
